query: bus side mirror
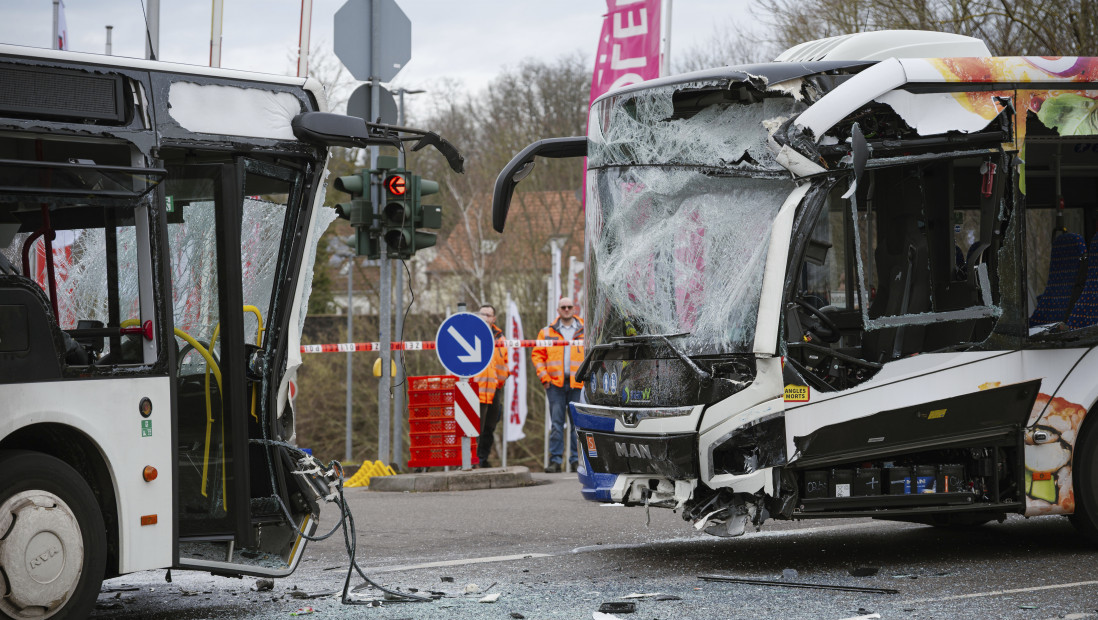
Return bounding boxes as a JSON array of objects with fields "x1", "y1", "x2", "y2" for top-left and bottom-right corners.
[
  {"x1": 492, "y1": 136, "x2": 587, "y2": 233},
  {"x1": 292, "y1": 112, "x2": 373, "y2": 148}
]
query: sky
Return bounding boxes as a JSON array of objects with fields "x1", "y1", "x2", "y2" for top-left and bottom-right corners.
[{"x1": 0, "y1": 0, "x2": 756, "y2": 116}]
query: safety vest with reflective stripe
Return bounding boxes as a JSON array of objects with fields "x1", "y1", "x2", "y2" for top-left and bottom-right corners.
[
  {"x1": 532, "y1": 317, "x2": 584, "y2": 389},
  {"x1": 473, "y1": 323, "x2": 509, "y2": 404}
]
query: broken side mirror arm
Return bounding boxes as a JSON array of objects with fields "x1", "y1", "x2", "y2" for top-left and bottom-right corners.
[
  {"x1": 291, "y1": 112, "x2": 465, "y2": 174},
  {"x1": 492, "y1": 136, "x2": 587, "y2": 233}
]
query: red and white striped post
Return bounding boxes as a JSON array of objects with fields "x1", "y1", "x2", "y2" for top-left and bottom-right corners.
[{"x1": 453, "y1": 380, "x2": 480, "y2": 470}]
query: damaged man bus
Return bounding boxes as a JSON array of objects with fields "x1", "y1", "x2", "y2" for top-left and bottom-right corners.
[
  {"x1": 0, "y1": 44, "x2": 459, "y2": 619},
  {"x1": 493, "y1": 30, "x2": 1098, "y2": 540}
]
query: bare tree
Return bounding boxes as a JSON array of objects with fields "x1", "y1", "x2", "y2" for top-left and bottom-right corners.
[
  {"x1": 675, "y1": 19, "x2": 773, "y2": 73},
  {"x1": 757, "y1": 0, "x2": 1098, "y2": 56}
]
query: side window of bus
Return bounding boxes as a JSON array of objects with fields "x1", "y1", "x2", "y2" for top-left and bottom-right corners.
[
  {"x1": 1, "y1": 223, "x2": 145, "y2": 369},
  {"x1": 0, "y1": 139, "x2": 159, "y2": 375},
  {"x1": 1023, "y1": 90, "x2": 1098, "y2": 338},
  {"x1": 790, "y1": 156, "x2": 1006, "y2": 383},
  {"x1": 853, "y1": 158, "x2": 1002, "y2": 363}
]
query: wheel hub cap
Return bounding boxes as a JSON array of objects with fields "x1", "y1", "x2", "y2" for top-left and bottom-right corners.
[{"x1": 0, "y1": 491, "x2": 84, "y2": 619}]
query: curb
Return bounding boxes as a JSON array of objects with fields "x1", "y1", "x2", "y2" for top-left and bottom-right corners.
[{"x1": 365, "y1": 466, "x2": 533, "y2": 492}]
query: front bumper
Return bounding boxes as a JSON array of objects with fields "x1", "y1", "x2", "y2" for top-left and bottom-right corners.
[{"x1": 572, "y1": 402, "x2": 698, "y2": 502}]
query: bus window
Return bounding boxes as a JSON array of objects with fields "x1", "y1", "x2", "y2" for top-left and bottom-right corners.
[
  {"x1": 1022, "y1": 93, "x2": 1098, "y2": 336},
  {"x1": 0, "y1": 140, "x2": 162, "y2": 373},
  {"x1": 853, "y1": 156, "x2": 1004, "y2": 361}
]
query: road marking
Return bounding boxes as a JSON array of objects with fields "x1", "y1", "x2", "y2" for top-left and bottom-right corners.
[
  {"x1": 368, "y1": 553, "x2": 551, "y2": 574},
  {"x1": 903, "y1": 580, "x2": 1098, "y2": 605}
]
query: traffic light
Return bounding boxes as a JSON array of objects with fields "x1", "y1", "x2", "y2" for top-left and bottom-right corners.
[
  {"x1": 334, "y1": 169, "x2": 380, "y2": 259},
  {"x1": 381, "y1": 168, "x2": 415, "y2": 259},
  {"x1": 410, "y1": 174, "x2": 442, "y2": 251}
]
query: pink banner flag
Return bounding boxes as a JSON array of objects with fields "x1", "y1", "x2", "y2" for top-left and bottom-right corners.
[
  {"x1": 590, "y1": 0, "x2": 662, "y2": 106},
  {"x1": 504, "y1": 299, "x2": 527, "y2": 442}
]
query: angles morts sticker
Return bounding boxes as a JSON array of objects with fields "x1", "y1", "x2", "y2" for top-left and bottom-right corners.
[{"x1": 784, "y1": 384, "x2": 810, "y2": 402}]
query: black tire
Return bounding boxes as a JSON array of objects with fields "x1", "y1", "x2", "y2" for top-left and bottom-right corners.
[
  {"x1": 0, "y1": 450, "x2": 107, "y2": 620},
  {"x1": 1070, "y1": 418, "x2": 1098, "y2": 543}
]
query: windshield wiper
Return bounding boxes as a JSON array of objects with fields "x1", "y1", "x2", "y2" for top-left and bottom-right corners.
[{"x1": 611, "y1": 332, "x2": 712, "y2": 386}]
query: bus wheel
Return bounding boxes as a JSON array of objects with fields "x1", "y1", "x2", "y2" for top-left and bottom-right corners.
[
  {"x1": 0, "y1": 451, "x2": 106, "y2": 620},
  {"x1": 1070, "y1": 423, "x2": 1098, "y2": 543}
]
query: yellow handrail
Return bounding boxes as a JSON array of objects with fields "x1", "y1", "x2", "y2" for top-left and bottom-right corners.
[
  {"x1": 204, "y1": 305, "x2": 265, "y2": 506},
  {"x1": 126, "y1": 305, "x2": 264, "y2": 508}
]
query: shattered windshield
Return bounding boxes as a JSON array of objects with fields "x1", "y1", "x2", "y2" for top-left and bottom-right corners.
[{"x1": 587, "y1": 82, "x2": 801, "y2": 355}]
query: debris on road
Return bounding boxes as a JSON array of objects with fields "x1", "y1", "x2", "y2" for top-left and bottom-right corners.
[
  {"x1": 849, "y1": 567, "x2": 880, "y2": 577},
  {"x1": 101, "y1": 585, "x2": 140, "y2": 593},
  {"x1": 441, "y1": 576, "x2": 455, "y2": 582},
  {"x1": 598, "y1": 601, "x2": 636, "y2": 613},
  {"x1": 698, "y1": 575, "x2": 899, "y2": 595},
  {"x1": 510, "y1": 613, "x2": 525, "y2": 619},
  {"x1": 838, "y1": 613, "x2": 880, "y2": 620},
  {"x1": 654, "y1": 595, "x2": 682, "y2": 601},
  {"x1": 463, "y1": 583, "x2": 481, "y2": 594},
  {"x1": 289, "y1": 589, "x2": 338, "y2": 599},
  {"x1": 255, "y1": 578, "x2": 275, "y2": 592},
  {"x1": 290, "y1": 607, "x2": 316, "y2": 616},
  {"x1": 621, "y1": 592, "x2": 660, "y2": 599},
  {"x1": 479, "y1": 592, "x2": 502, "y2": 603}
]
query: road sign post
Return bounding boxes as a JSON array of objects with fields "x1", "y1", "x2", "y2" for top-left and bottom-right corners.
[{"x1": 436, "y1": 312, "x2": 494, "y2": 469}]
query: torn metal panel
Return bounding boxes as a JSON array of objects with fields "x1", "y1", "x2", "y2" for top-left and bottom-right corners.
[
  {"x1": 168, "y1": 82, "x2": 303, "y2": 141},
  {"x1": 863, "y1": 306, "x2": 1002, "y2": 329},
  {"x1": 791, "y1": 58, "x2": 908, "y2": 146},
  {"x1": 874, "y1": 89, "x2": 1006, "y2": 135},
  {"x1": 709, "y1": 412, "x2": 787, "y2": 477}
]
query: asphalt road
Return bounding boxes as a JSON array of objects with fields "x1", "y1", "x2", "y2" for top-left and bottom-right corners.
[{"x1": 94, "y1": 472, "x2": 1098, "y2": 619}]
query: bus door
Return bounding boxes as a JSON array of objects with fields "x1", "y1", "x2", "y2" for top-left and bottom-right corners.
[{"x1": 164, "y1": 158, "x2": 303, "y2": 560}]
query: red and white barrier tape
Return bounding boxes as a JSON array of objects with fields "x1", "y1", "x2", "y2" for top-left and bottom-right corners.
[{"x1": 299, "y1": 340, "x2": 581, "y2": 354}]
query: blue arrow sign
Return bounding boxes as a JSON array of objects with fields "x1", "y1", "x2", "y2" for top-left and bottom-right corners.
[{"x1": 435, "y1": 312, "x2": 495, "y2": 377}]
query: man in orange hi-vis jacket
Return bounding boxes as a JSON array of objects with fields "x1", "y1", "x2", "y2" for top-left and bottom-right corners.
[
  {"x1": 532, "y1": 297, "x2": 585, "y2": 473},
  {"x1": 473, "y1": 303, "x2": 508, "y2": 468}
]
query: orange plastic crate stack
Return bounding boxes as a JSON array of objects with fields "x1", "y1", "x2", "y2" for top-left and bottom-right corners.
[{"x1": 407, "y1": 375, "x2": 479, "y2": 468}]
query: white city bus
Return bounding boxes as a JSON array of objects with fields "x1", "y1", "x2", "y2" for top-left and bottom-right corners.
[
  {"x1": 0, "y1": 44, "x2": 449, "y2": 619},
  {"x1": 493, "y1": 31, "x2": 1098, "y2": 541}
]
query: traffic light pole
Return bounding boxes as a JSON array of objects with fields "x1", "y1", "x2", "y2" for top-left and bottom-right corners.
[
  {"x1": 371, "y1": 0, "x2": 393, "y2": 466},
  {"x1": 392, "y1": 146, "x2": 407, "y2": 470}
]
